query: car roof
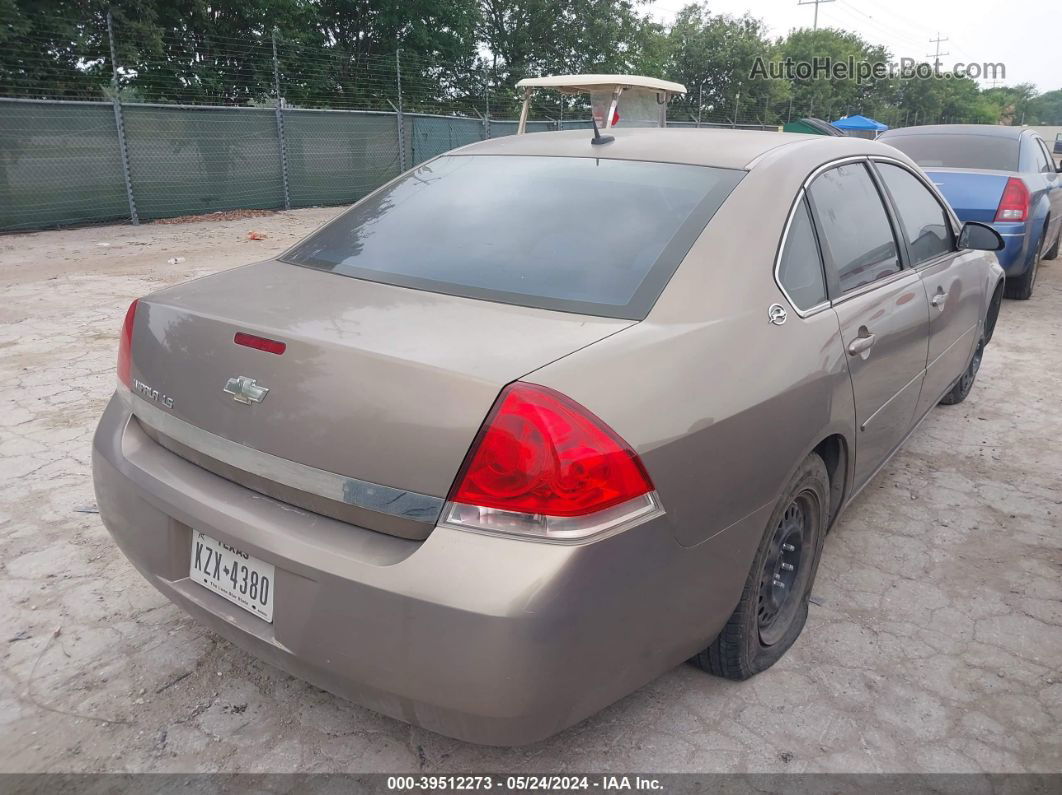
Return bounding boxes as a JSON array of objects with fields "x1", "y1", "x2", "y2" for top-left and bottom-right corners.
[
  {"x1": 450, "y1": 127, "x2": 895, "y2": 171},
  {"x1": 881, "y1": 124, "x2": 1024, "y2": 140}
]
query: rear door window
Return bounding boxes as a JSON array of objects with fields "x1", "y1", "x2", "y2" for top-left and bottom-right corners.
[
  {"x1": 281, "y1": 155, "x2": 743, "y2": 320},
  {"x1": 807, "y1": 162, "x2": 901, "y2": 294},
  {"x1": 876, "y1": 163, "x2": 955, "y2": 265},
  {"x1": 777, "y1": 198, "x2": 827, "y2": 311}
]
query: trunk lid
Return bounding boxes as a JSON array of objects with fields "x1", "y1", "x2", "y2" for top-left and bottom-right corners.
[
  {"x1": 922, "y1": 168, "x2": 1016, "y2": 223},
  {"x1": 129, "y1": 260, "x2": 633, "y2": 539}
]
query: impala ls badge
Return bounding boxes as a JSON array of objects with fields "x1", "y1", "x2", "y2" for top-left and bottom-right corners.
[{"x1": 224, "y1": 376, "x2": 269, "y2": 405}]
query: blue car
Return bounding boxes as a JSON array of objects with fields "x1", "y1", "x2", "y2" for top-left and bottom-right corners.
[{"x1": 879, "y1": 125, "x2": 1062, "y2": 299}]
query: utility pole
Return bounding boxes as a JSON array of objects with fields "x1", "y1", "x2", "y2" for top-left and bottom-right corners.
[
  {"x1": 272, "y1": 28, "x2": 291, "y2": 210},
  {"x1": 106, "y1": 9, "x2": 138, "y2": 225},
  {"x1": 927, "y1": 32, "x2": 949, "y2": 70},
  {"x1": 484, "y1": 73, "x2": 490, "y2": 139},
  {"x1": 395, "y1": 48, "x2": 406, "y2": 171},
  {"x1": 798, "y1": 0, "x2": 835, "y2": 30}
]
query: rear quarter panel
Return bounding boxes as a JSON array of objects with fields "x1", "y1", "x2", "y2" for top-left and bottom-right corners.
[{"x1": 527, "y1": 151, "x2": 857, "y2": 549}]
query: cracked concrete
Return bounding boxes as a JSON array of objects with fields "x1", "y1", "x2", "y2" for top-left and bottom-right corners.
[{"x1": 0, "y1": 209, "x2": 1060, "y2": 773}]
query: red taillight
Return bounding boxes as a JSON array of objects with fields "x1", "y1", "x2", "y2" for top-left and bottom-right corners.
[
  {"x1": 117, "y1": 299, "x2": 138, "y2": 388},
  {"x1": 995, "y1": 177, "x2": 1029, "y2": 222},
  {"x1": 449, "y1": 383, "x2": 653, "y2": 518},
  {"x1": 234, "y1": 332, "x2": 286, "y2": 355}
]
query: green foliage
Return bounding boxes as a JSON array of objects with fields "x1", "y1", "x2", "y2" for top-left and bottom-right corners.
[
  {"x1": 981, "y1": 83, "x2": 1040, "y2": 125},
  {"x1": 662, "y1": 4, "x2": 780, "y2": 123},
  {"x1": 773, "y1": 27, "x2": 892, "y2": 122},
  {"x1": 477, "y1": 0, "x2": 660, "y2": 116},
  {"x1": 1029, "y1": 89, "x2": 1062, "y2": 125},
  {"x1": 0, "y1": 0, "x2": 1056, "y2": 127}
]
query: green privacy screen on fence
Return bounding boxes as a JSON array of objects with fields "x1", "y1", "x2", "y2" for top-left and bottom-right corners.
[
  {"x1": 122, "y1": 104, "x2": 286, "y2": 220},
  {"x1": 0, "y1": 100, "x2": 131, "y2": 230},
  {"x1": 285, "y1": 110, "x2": 402, "y2": 208},
  {"x1": 0, "y1": 99, "x2": 596, "y2": 232}
]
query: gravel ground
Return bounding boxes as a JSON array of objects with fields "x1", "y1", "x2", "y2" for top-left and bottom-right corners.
[{"x1": 1, "y1": 209, "x2": 1060, "y2": 774}]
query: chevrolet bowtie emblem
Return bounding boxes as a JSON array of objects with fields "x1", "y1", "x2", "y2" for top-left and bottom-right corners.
[{"x1": 224, "y1": 376, "x2": 269, "y2": 405}]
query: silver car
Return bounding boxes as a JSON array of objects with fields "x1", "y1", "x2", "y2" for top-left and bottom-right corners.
[{"x1": 93, "y1": 128, "x2": 1005, "y2": 745}]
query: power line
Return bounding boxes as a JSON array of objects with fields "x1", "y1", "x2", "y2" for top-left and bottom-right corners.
[
  {"x1": 826, "y1": 3, "x2": 929, "y2": 54},
  {"x1": 798, "y1": 0, "x2": 836, "y2": 30},
  {"x1": 833, "y1": 1, "x2": 934, "y2": 52}
]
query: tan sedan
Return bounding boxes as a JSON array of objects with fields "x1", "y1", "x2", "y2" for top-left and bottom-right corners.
[{"x1": 93, "y1": 128, "x2": 1005, "y2": 744}]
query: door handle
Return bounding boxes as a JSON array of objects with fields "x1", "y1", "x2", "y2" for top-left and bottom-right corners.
[
  {"x1": 847, "y1": 331, "x2": 877, "y2": 357},
  {"x1": 931, "y1": 289, "x2": 947, "y2": 310}
]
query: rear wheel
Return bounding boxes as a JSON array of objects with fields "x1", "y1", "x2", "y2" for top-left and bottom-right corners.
[
  {"x1": 1005, "y1": 225, "x2": 1047, "y2": 300},
  {"x1": 940, "y1": 337, "x2": 984, "y2": 405},
  {"x1": 1044, "y1": 225, "x2": 1060, "y2": 261},
  {"x1": 693, "y1": 453, "x2": 829, "y2": 680}
]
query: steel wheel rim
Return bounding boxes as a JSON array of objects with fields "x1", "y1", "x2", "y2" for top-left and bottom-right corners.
[
  {"x1": 1030, "y1": 233, "x2": 1047, "y2": 289},
  {"x1": 758, "y1": 492, "x2": 816, "y2": 646},
  {"x1": 960, "y1": 341, "x2": 984, "y2": 395}
]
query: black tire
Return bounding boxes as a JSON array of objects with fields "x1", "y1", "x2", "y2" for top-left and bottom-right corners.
[
  {"x1": 940, "y1": 337, "x2": 984, "y2": 405},
  {"x1": 1004, "y1": 225, "x2": 1047, "y2": 300},
  {"x1": 1044, "y1": 225, "x2": 1060, "y2": 261},
  {"x1": 693, "y1": 453, "x2": 829, "y2": 680}
]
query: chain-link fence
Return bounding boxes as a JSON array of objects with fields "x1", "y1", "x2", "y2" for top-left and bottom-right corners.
[
  {"x1": 0, "y1": 13, "x2": 944, "y2": 232},
  {"x1": 0, "y1": 99, "x2": 556, "y2": 230},
  {"x1": 1, "y1": 93, "x2": 801, "y2": 232}
]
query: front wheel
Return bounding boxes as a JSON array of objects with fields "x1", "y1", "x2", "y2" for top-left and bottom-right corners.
[
  {"x1": 692, "y1": 453, "x2": 829, "y2": 680},
  {"x1": 940, "y1": 337, "x2": 984, "y2": 405}
]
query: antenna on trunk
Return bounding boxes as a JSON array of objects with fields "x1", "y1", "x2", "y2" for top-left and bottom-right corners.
[{"x1": 591, "y1": 116, "x2": 614, "y2": 146}]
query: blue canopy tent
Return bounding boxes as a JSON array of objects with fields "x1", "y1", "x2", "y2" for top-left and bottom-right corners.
[{"x1": 832, "y1": 114, "x2": 889, "y2": 139}]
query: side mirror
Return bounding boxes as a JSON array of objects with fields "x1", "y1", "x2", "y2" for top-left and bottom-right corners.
[{"x1": 958, "y1": 221, "x2": 1005, "y2": 252}]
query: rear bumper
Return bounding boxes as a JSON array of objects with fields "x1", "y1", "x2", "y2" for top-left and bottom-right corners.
[
  {"x1": 92, "y1": 392, "x2": 763, "y2": 745},
  {"x1": 990, "y1": 222, "x2": 1032, "y2": 274}
]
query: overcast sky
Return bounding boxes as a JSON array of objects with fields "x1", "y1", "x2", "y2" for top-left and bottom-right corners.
[{"x1": 646, "y1": 0, "x2": 1058, "y2": 92}]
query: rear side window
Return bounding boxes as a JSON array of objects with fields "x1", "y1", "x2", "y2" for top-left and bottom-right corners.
[
  {"x1": 282, "y1": 155, "x2": 743, "y2": 320},
  {"x1": 881, "y1": 133, "x2": 1019, "y2": 171},
  {"x1": 876, "y1": 163, "x2": 954, "y2": 265},
  {"x1": 1034, "y1": 139, "x2": 1054, "y2": 174},
  {"x1": 808, "y1": 162, "x2": 900, "y2": 294},
  {"x1": 1021, "y1": 136, "x2": 1052, "y2": 174},
  {"x1": 777, "y1": 199, "x2": 827, "y2": 311}
]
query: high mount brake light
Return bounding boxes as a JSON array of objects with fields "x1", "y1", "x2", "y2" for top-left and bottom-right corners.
[
  {"x1": 442, "y1": 383, "x2": 662, "y2": 541},
  {"x1": 995, "y1": 177, "x2": 1029, "y2": 222},
  {"x1": 234, "y1": 332, "x2": 287, "y2": 355},
  {"x1": 117, "y1": 299, "x2": 139, "y2": 388}
]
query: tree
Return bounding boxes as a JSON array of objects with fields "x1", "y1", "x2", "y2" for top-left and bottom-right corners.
[
  {"x1": 773, "y1": 27, "x2": 893, "y2": 123},
  {"x1": 661, "y1": 3, "x2": 781, "y2": 124},
  {"x1": 982, "y1": 83, "x2": 1040, "y2": 125},
  {"x1": 895, "y1": 70, "x2": 996, "y2": 126},
  {"x1": 477, "y1": 0, "x2": 657, "y2": 116},
  {"x1": 1029, "y1": 89, "x2": 1062, "y2": 125}
]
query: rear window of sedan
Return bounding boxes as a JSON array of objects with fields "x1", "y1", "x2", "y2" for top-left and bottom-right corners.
[
  {"x1": 881, "y1": 133, "x2": 1019, "y2": 171},
  {"x1": 281, "y1": 155, "x2": 743, "y2": 319}
]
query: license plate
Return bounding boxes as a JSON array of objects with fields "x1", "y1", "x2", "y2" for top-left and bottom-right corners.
[{"x1": 189, "y1": 531, "x2": 275, "y2": 622}]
